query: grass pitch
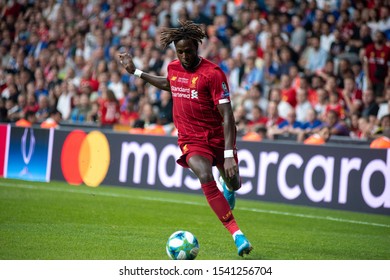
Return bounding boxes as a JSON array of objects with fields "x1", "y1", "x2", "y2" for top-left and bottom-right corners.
[{"x1": 0, "y1": 178, "x2": 389, "y2": 260}]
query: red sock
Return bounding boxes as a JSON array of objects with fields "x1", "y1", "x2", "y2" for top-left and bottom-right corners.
[{"x1": 201, "y1": 181, "x2": 240, "y2": 235}]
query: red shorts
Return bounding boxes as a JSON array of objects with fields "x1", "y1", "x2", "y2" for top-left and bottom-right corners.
[{"x1": 176, "y1": 142, "x2": 238, "y2": 169}]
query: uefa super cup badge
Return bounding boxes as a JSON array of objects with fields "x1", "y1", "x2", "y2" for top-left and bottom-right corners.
[{"x1": 20, "y1": 128, "x2": 35, "y2": 176}]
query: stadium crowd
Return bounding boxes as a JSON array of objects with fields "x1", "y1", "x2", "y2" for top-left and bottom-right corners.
[{"x1": 0, "y1": 0, "x2": 390, "y2": 144}]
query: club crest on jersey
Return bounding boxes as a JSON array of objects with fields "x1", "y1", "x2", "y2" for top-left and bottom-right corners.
[
  {"x1": 171, "y1": 76, "x2": 177, "y2": 81},
  {"x1": 190, "y1": 76, "x2": 198, "y2": 88},
  {"x1": 191, "y1": 90, "x2": 198, "y2": 99}
]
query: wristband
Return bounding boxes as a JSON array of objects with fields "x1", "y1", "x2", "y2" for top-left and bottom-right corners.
[
  {"x1": 224, "y1": 149, "x2": 234, "y2": 158},
  {"x1": 134, "y1": 69, "x2": 143, "y2": 78}
]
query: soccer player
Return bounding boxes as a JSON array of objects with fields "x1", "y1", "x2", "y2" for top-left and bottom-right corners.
[{"x1": 119, "y1": 21, "x2": 253, "y2": 257}]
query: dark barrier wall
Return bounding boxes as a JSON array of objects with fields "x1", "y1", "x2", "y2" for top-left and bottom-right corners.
[{"x1": 1, "y1": 124, "x2": 389, "y2": 215}]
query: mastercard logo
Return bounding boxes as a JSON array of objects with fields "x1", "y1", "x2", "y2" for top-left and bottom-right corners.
[{"x1": 61, "y1": 130, "x2": 110, "y2": 187}]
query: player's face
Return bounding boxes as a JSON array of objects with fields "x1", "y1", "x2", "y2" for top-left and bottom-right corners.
[{"x1": 175, "y1": 39, "x2": 199, "y2": 71}]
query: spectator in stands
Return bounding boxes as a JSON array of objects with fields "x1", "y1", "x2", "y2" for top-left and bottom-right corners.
[
  {"x1": 35, "y1": 95, "x2": 50, "y2": 123},
  {"x1": 79, "y1": 65, "x2": 99, "y2": 93},
  {"x1": 289, "y1": 14, "x2": 306, "y2": 54},
  {"x1": 224, "y1": 56, "x2": 243, "y2": 101},
  {"x1": 247, "y1": 105, "x2": 268, "y2": 133},
  {"x1": 133, "y1": 102, "x2": 158, "y2": 130},
  {"x1": 373, "y1": 114, "x2": 390, "y2": 137},
  {"x1": 87, "y1": 102, "x2": 99, "y2": 123},
  {"x1": 320, "y1": 21, "x2": 335, "y2": 53},
  {"x1": 268, "y1": 87, "x2": 292, "y2": 120},
  {"x1": 299, "y1": 75, "x2": 319, "y2": 107},
  {"x1": 324, "y1": 90, "x2": 346, "y2": 121},
  {"x1": 242, "y1": 84, "x2": 268, "y2": 116},
  {"x1": 108, "y1": 71, "x2": 125, "y2": 101},
  {"x1": 34, "y1": 78, "x2": 49, "y2": 98},
  {"x1": 377, "y1": 87, "x2": 390, "y2": 121},
  {"x1": 351, "y1": 60, "x2": 365, "y2": 91},
  {"x1": 289, "y1": 64, "x2": 301, "y2": 91},
  {"x1": 364, "y1": 31, "x2": 390, "y2": 100},
  {"x1": 262, "y1": 50, "x2": 278, "y2": 88},
  {"x1": 335, "y1": 58, "x2": 352, "y2": 88},
  {"x1": 313, "y1": 88, "x2": 329, "y2": 119},
  {"x1": 153, "y1": 90, "x2": 173, "y2": 127},
  {"x1": 315, "y1": 59, "x2": 336, "y2": 83},
  {"x1": 323, "y1": 109, "x2": 350, "y2": 136},
  {"x1": 301, "y1": 108, "x2": 323, "y2": 133},
  {"x1": 361, "y1": 88, "x2": 380, "y2": 122},
  {"x1": 70, "y1": 93, "x2": 91, "y2": 123},
  {"x1": 7, "y1": 88, "x2": 23, "y2": 117},
  {"x1": 56, "y1": 81, "x2": 75, "y2": 121},
  {"x1": 354, "y1": 116, "x2": 373, "y2": 140},
  {"x1": 295, "y1": 88, "x2": 313, "y2": 123},
  {"x1": 98, "y1": 89, "x2": 120, "y2": 126},
  {"x1": 304, "y1": 35, "x2": 328, "y2": 76},
  {"x1": 119, "y1": 97, "x2": 139, "y2": 127},
  {"x1": 267, "y1": 109, "x2": 302, "y2": 140},
  {"x1": 240, "y1": 56, "x2": 263, "y2": 91},
  {"x1": 5, "y1": 98, "x2": 18, "y2": 122},
  {"x1": 280, "y1": 74, "x2": 297, "y2": 108},
  {"x1": 329, "y1": 29, "x2": 346, "y2": 58},
  {"x1": 264, "y1": 100, "x2": 285, "y2": 131},
  {"x1": 1, "y1": 72, "x2": 17, "y2": 101},
  {"x1": 349, "y1": 112, "x2": 361, "y2": 139},
  {"x1": 324, "y1": 74, "x2": 341, "y2": 98},
  {"x1": 341, "y1": 76, "x2": 363, "y2": 117},
  {"x1": 23, "y1": 93, "x2": 39, "y2": 115},
  {"x1": 233, "y1": 105, "x2": 249, "y2": 137}
]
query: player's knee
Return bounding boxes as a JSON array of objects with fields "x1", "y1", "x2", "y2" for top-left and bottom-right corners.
[{"x1": 197, "y1": 173, "x2": 214, "y2": 184}]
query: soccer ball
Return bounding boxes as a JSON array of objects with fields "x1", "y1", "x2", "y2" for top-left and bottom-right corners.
[{"x1": 166, "y1": 230, "x2": 199, "y2": 260}]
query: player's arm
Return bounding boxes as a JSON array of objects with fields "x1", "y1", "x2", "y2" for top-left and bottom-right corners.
[
  {"x1": 218, "y1": 102, "x2": 238, "y2": 179},
  {"x1": 118, "y1": 53, "x2": 171, "y2": 92}
]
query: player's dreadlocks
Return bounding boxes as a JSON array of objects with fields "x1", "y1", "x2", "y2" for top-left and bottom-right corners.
[{"x1": 160, "y1": 20, "x2": 206, "y2": 49}]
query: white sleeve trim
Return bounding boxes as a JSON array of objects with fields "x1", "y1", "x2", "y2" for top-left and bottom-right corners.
[{"x1": 218, "y1": 98, "x2": 230, "y2": 104}]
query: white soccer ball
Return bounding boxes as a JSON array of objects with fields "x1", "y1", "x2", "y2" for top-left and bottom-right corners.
[{"x1": 166, "y1": 230, "x2": 199, "y2": 260}]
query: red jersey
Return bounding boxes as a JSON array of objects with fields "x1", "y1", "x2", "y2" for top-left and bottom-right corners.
[
  {"x1": 307, "y1": 88, "x2": 319, "y2": 107},
  {"x1": 325, "y1": 103, "x2": 345, "y2": 119},
  {"x1": 119, "y1": 110, "x2": 139, "y2": 125},
  {"x1": 281, "y1": 88, "x2": 297, "y2": 107},
  {"x1": 167, "y1": 58, "x2": 230, "y2": 145},
  {"x1": 365, "y1": 43, "x2": 390, "y2": 83},
  {"x1": 247, "y1": 117, "x2": 268, "y2": 128},
  {"x1": 99, "y1": 100, "x2": 120, "y2": 125}
]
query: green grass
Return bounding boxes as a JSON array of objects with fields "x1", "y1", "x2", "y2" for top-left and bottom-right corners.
[{"x1": 0, "y1": 178, "x2": 389, "y2": 260}]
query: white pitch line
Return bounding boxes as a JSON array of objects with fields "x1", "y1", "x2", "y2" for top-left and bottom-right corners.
[
  {"x1": 1, "y1": 182, "x2": 389, "y2": 228},
  {"x1": 238, "y1": 207, "x2": 390, "y2": 228}
]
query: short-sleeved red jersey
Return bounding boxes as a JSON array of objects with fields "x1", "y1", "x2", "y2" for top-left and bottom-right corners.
[
  {"x1": 167, "y1": 58, "x2": 231, "y2": 146},
  {"x1": 365, "y1": 43, "x2": 390, "y2": 83}
]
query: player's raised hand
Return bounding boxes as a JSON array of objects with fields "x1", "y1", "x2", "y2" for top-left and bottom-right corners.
[{"x1": 118, "y1": 53, "x2": 136, "y2": 74}]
